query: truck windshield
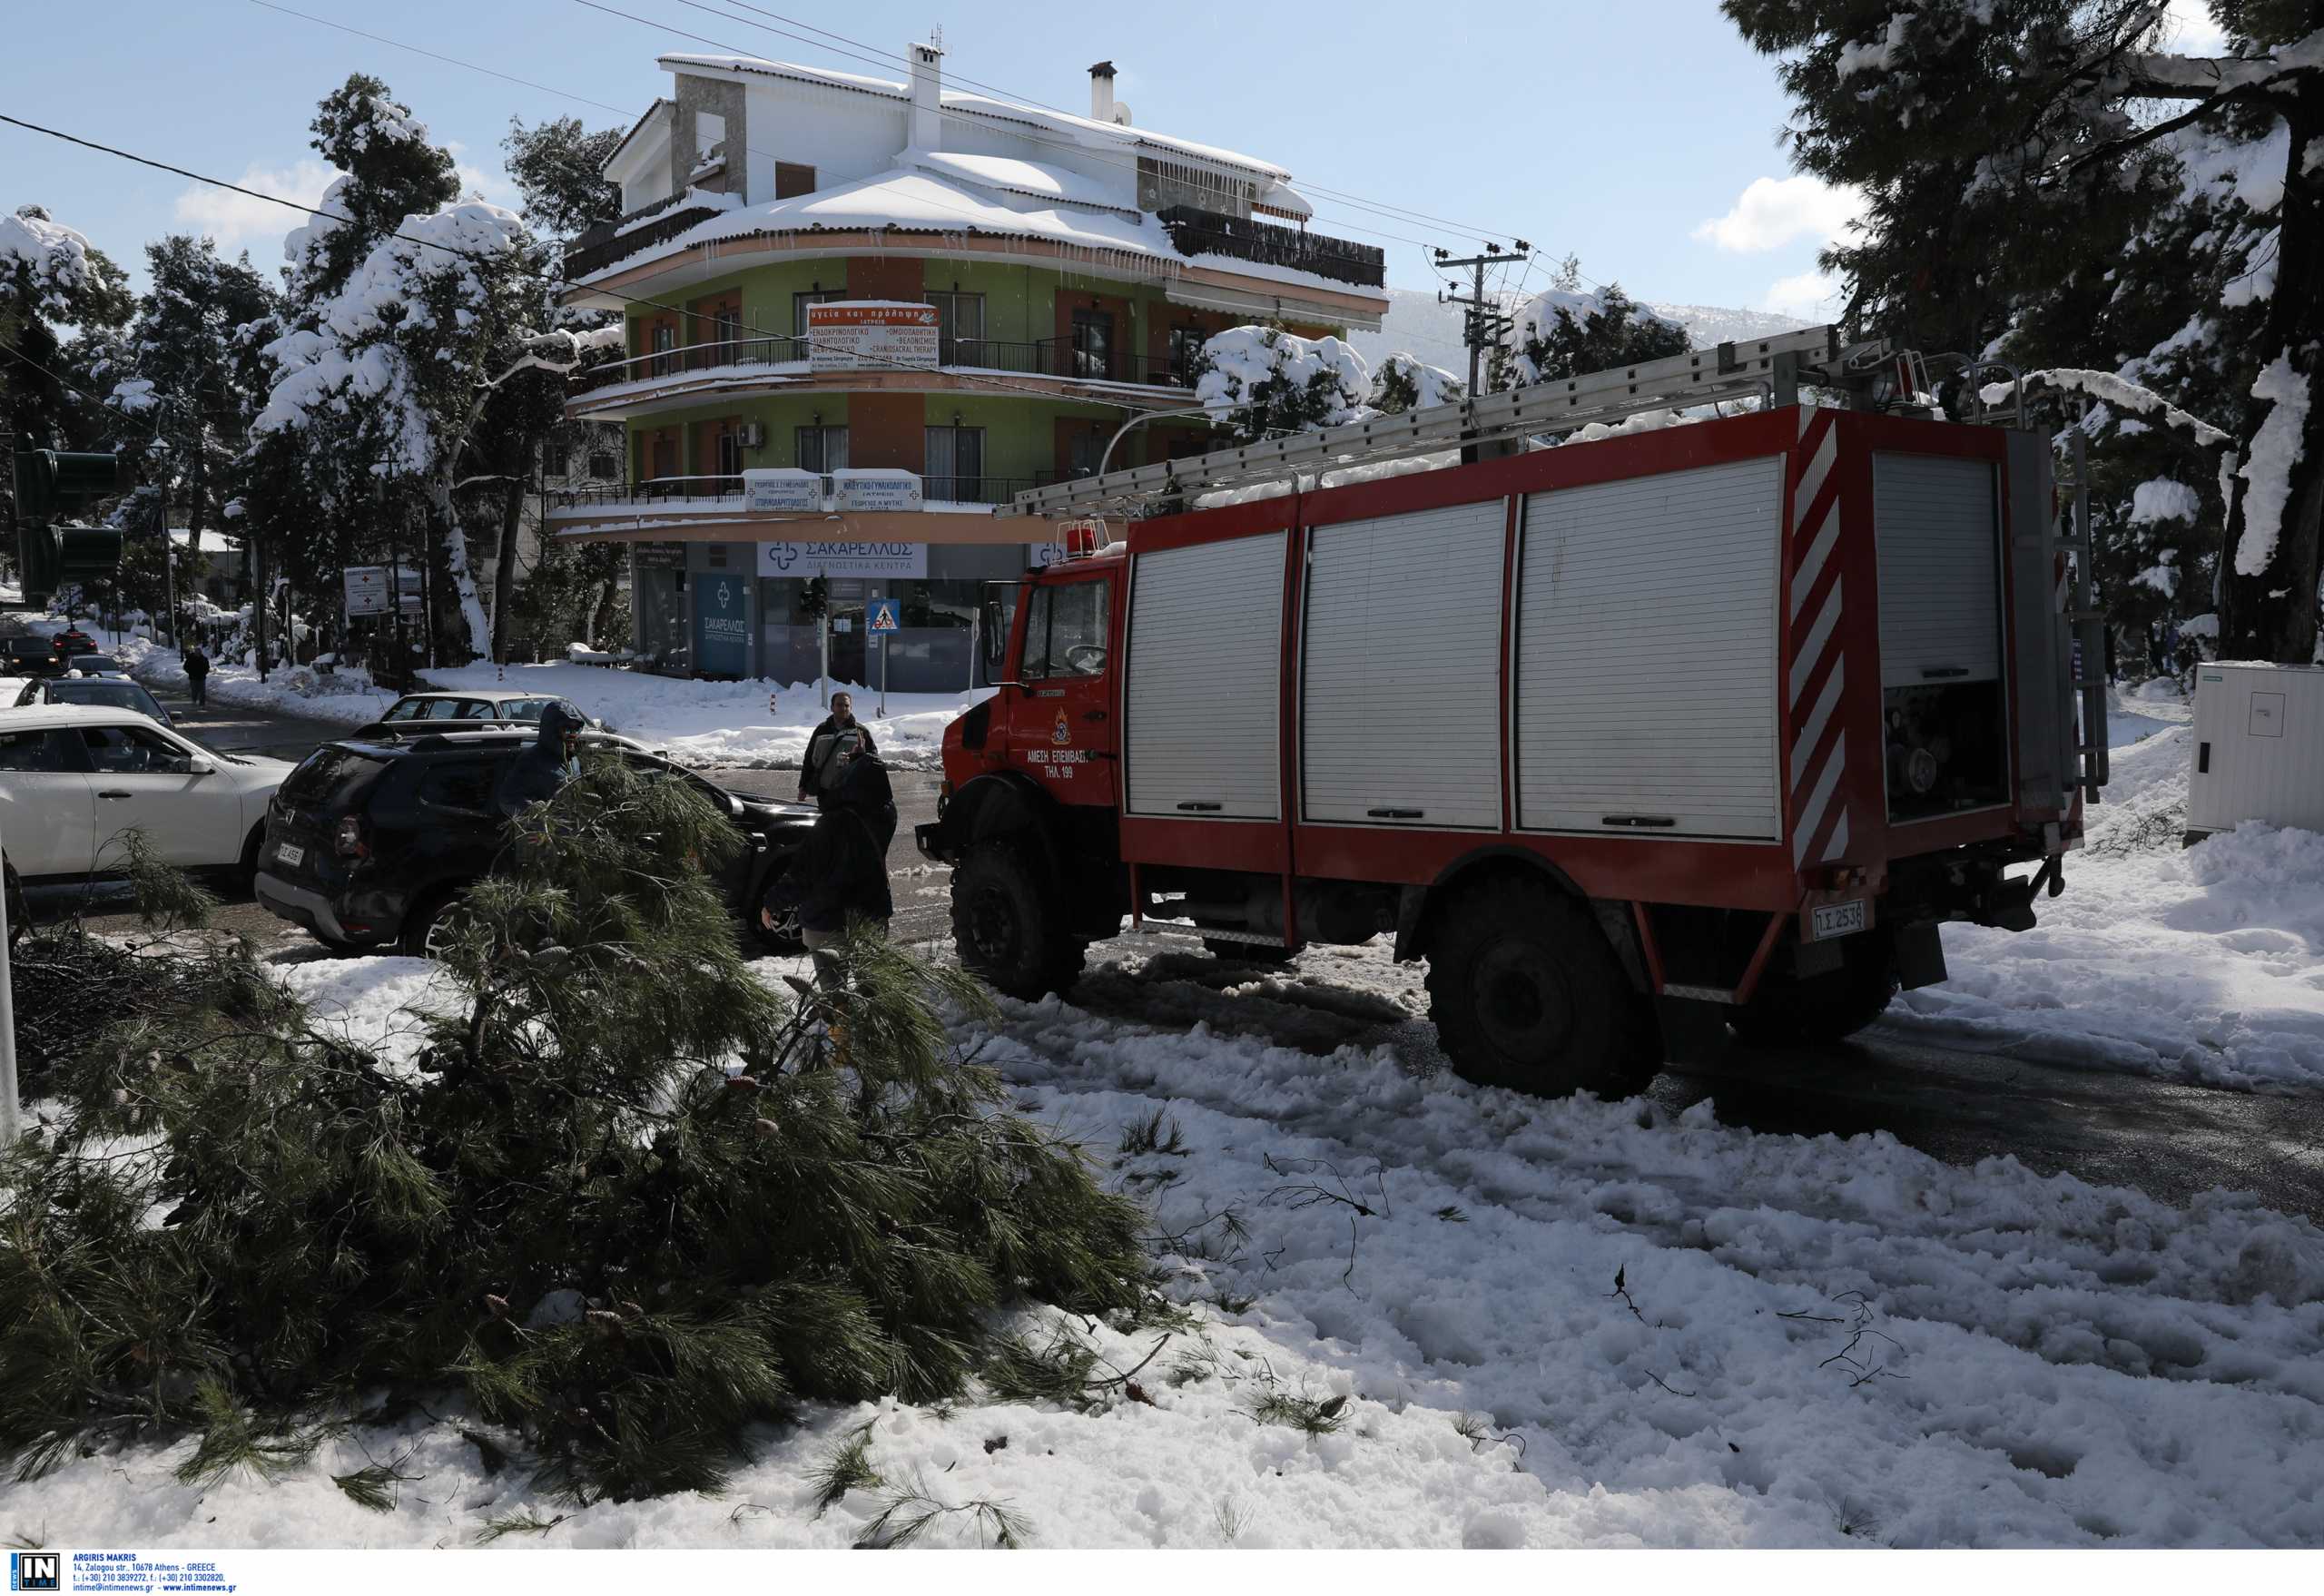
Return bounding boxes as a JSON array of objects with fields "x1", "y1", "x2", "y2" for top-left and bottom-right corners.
[{"x1": 1020, "y1": 578, "x2": 1111, "y2": 679}]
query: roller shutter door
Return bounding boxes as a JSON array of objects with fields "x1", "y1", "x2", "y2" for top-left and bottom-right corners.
[
  {"x1": 1301, "y1": 500, "x2": 1505, "y2": 829},
  {"x1": 1515, "y1": 456, "x2": 1784, "y2": 840},
  {"x1": 1875, "y1": 454, "x2": 2002, "y2": 688},
  {"x1": 1125, "y1": 532, "x2": 1287, "y2": 819}
]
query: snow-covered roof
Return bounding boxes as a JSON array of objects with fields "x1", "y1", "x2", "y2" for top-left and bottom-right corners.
[
  {"x1": 655, "y1": 52, "x2": 1292, "y2": 183},
  {"x1": 907, "y1": 151, "x2": 1136, "y2": 216},
  {"x1": 606, "y1": 98, "x2": 673, "y2": 170},
  {"x1": 1255, "y1": 180, "x2": 1313, "y2": 220},
  {"x1": 585, "y1": 163, "x2": 1384, "y2": 317},
  {"x1": 654, "y1": 163, "x2": 1177, "y2": 268}
]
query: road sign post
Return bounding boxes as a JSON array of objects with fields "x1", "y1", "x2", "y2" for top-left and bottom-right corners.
[{"x1": 869, "y1": 596, "x2": 901, "y2": 717}]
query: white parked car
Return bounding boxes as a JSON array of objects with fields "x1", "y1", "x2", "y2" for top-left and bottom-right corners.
[{"x1": 0, "y1": 705, "x2": 293, "y2": 891}]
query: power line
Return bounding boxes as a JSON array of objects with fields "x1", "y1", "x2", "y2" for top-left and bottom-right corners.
[
  {"x1": 703, "y1": 0, "x2": 1543, "y2": 248},
  {"x1": 0, "y1": 112, "x2": 1165, "y2": 416},
  {"x1": 243, "y1": 0, "x2": 1551, "y2": 284},
  {"x1": 244, "y1": 0, "x2": 631, "y2": 117},
  {"x1": 571, "y1": 0, "x2": 1452, "y2": 254}
]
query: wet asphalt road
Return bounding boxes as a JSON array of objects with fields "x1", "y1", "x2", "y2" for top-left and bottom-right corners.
[{"x1": 38, "y1": 687, "x2": 2324, "y2": 1224}]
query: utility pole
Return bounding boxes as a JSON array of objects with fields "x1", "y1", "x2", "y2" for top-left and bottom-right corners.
[{"x1": 1435, "y1": 241, "x2": 1530, "y2": 463}]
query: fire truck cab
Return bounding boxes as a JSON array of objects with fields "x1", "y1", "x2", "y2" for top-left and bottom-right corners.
[{"x1": 918, "y1": 399, "x2": 2094, "y2": 1098}]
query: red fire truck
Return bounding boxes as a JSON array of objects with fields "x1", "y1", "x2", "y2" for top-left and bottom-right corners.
[{"x1": 917, "y1": 337, "x2": 2101, "y2": 1097}]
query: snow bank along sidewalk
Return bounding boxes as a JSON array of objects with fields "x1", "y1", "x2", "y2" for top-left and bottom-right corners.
[
  {"x1": 119, "y1": 639, "x2": 988, "y2": 770},
  {"x1": 10, "y1": 945, "x2": 2320, "y2": 1549},
  {"x1": 1885, "y1": 682, "x2": 2324, "y2": 1092},
  {"x1": 419, "y1": 661, "x2": 986, "y2": 770}
]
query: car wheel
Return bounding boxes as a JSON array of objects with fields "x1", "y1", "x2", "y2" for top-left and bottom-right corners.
[
  {"x1": 237, "y1": 824, "x2": 266, "y2": 893},
  {"x1": 400, "y1": 885, "x2": 478, "y2": 961},
  {"x1": 4, "y1": 859, "x2": 27, "y2": 942},
  {"x1": 1423, "y1": 873, "x2": 1659, "y2": 1099}
]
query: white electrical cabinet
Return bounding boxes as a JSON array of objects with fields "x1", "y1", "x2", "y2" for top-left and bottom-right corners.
[{"x1": 2184, "y1": 663, "x2": 2324, "y2": 839}]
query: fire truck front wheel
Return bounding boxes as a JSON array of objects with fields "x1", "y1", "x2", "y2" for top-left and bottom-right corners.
[
  {"x1": 951, "y1": 840, "x2": 1087, "y2": 1000},
  {"x1": 1424, "y1": 876, "x2": 1658, "y2": 1099}
]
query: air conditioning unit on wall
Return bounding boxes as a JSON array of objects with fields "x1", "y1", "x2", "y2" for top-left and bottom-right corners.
[{"x1": 738, "y1": 422, "x2": 765, "y2": 448}]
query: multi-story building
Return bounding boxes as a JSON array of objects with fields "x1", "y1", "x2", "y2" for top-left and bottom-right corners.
[{"x1": 553, "y1": 40, "x2": 1389, "y2": 686}]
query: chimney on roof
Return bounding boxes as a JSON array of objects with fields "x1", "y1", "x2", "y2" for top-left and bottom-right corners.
[
  {"x1": 909, "y1": 39, "x2": 943, "y2": 150},
  {"x1": 1088, "y1": 61, "x2": 1117, "y2": 124}
]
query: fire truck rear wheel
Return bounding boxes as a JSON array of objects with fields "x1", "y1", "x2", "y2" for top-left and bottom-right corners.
[
  {"x1": 1728, "y1": 930, "x2": 1898, "y2": 1046},
  {"x1": 950, "y1": 840, "x2": 1086, "y2": 1000},
  {"x1": 1424, "y1": 875, "x2": 1658, "y2": 1099}
]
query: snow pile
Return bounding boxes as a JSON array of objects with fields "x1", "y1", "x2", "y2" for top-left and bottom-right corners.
[
  {"x1": 0, "y1": 205, "x2": 100, "y2": 316},
  {"x1": 1886, "y1": 698, "x2": 2324, "y2": 1092},
  {"x1": 414, "y1": 660, "x2": 989, "y2": 770},
  {"x1": 1504, "y1": 288, "x2": 1686, "y2": 387},
  {"x1": 11, "y1": 933, "x2": 2323, "y2": 1547},
  {"x1": 120, "y1": 635, "x2": 398, "y2": 725}
]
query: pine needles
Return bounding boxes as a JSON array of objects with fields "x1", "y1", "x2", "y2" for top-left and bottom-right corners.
[
  {"x1": 0, "y1": 760, "x2": 1154, "y2": 1504},
  {"x1": 808, "y1": 1421, "x2": 882, "y2": 1517}
]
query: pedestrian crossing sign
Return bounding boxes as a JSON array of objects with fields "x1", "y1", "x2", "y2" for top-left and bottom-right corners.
[{"x1": 869, "y1": 598, "x2": 901, "y2": 634}]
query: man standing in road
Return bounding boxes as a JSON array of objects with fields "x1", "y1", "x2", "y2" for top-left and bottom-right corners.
[
  {"x1": 183, "y1": 643, "x2": 211, "y2": 708},
  {"x1": 799, "y1": 690, "x2": 878, "y2": 807}
]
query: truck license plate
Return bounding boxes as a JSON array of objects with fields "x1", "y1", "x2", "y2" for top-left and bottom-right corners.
[
  {"x1": 1809, "y1": 900, "x2": 1866, "y2": 941},
  {"x1": 274, "y1": 843, "x2": 304, "y2": 868}
]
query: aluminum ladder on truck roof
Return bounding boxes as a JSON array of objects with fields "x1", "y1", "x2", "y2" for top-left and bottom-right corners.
[{"x1": 1011, "y1": 324, "x2": 1898, "y2": 517}]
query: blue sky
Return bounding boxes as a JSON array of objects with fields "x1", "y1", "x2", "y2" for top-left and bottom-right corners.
[{"x1": 1, "y1": 0, "x2": 1870, "y2": 316}]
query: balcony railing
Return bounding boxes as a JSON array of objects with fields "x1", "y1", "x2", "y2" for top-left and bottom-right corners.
[
  {"x1": 564, "y1": 197, "x2": 730, "y2": 281},
  {"x1": 576, "y1": 337, "x2": 808, "y2": 395},
  {"x1": 1155, "y1": 205, "x2": 1385, "y2": 289},
  {"x1": 573, "y1": 332, "x2": 1199, "y2": 397},
  {"x1": 549, "y1": 475, "x2": 1042, "y2": 512}
]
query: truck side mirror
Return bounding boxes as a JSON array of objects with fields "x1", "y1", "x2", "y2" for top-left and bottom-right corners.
[{"x1": 981, "y1": 604, "x2": 1007, "y2": 665}]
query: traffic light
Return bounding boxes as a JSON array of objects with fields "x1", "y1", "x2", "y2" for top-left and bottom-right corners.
[{"x1": 11, "y1": 449, "x2": 123, "y2": 605}]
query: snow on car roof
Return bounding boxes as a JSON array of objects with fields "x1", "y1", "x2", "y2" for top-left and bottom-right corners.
[{"x1": 0, "y1": 703, "x2": 169, "y2": 729}]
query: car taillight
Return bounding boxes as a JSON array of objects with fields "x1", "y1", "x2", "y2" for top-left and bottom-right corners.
[{"x1": 334, "y1": 813, "x2": 368, "y2": 860}]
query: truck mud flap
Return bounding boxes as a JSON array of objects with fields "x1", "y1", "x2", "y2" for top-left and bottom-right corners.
[{"x1": 1893, "y1": 921, "x2": 1948, "y2": 990}]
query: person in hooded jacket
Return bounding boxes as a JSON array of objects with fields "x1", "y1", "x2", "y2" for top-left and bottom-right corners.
[
  {"x1": 495, "y1": 700, "x2": 587, "y2": 817},
  {"x1": 763, "y1": 747, "x2": 894, "y2": 984},
  {"x1": 799, "y1": 691, "x2": 878, "y2": 808}
]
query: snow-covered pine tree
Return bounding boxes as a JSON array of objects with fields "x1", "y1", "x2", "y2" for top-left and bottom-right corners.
[
  {"x1": 1370, "y1": 353, "x2": 1466, "y2": 414},
  {"x1": 251, "y1": 76, "x2": 603, "y2": 664},
  {"x1": 1191, "y1": 325, "x2": 1374, "y2": 444},
  {"x1": 1723, "y1": 0, "x2": 2324, "y2": 661},
  {"x1": 0, "y1": 758, "x2": 1150, "y2": 1501},
  {"x1": 1498, "y1": 284, "x2": 1692, "y2": 389}
]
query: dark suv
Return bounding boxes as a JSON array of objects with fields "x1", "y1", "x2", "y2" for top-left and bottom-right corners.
[
  {"x1": 254, "y1": 729, "x2": 817, "y2": 956},
  {"x1": 2, "y1": 638, "x2": 63, "y2": 678}
]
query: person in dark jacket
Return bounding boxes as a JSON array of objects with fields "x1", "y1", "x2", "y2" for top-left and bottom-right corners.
[
  {"x1": 495, "y1": 700, "x2": 586, "y2": 816},
  {"x1": 182, "y1": 645, "x2": 211, "y2": 706},
  {"x1": 764, "y1": 749, "x2": 894, "y2": 984},
  {"x1": 798, "y1": 691, "x2": 878, "y2": 806}
]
